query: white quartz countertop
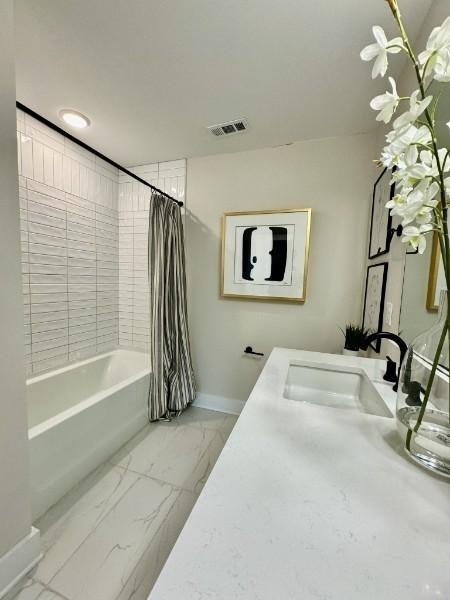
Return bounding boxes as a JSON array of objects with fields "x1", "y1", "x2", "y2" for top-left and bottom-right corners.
[{"x1": 149, "y1": 348, "x2": 450, "y2": 600}]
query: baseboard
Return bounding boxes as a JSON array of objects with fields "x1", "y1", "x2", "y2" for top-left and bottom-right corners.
[
  {"x1": 0, "y1": 528, "x2": 42, "y2": 600},
  {"x1": 193, "y1": 393, "x2": 245, "y2": 416}
]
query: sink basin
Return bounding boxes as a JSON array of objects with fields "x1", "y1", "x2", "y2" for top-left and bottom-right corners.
[{"x1": 284, "y1": 362, "x2": 392, "y2": 418}]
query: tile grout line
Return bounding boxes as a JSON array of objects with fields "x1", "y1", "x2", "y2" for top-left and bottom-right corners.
[
  {"x1": 109, "y1": 462, "x2": 197, "y2": 496},
  {"x1": 108, "y1": 421, "x2": 227, "y2": 494},
  {"x1": 34, "y1": 578, "x2": 71, "y2": 600}
]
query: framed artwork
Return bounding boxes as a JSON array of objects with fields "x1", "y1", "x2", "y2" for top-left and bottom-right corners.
[
  {"x1": 362, "y1": 262, "x2": 388, "y2": 352},
  {"x1": 368, "y1": 167, "x2": 395, "y2": 259},
  {"x1": 221, "y1": 208, "x2": 311, "y2": 302},
  {"x1": 427, "y1": 232, "x2": 446, "y2": 310}
]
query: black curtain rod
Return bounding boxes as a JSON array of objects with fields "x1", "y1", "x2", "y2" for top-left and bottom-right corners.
[{"x1": 16, "y1": 102, "x2": 183, "y2": 207}]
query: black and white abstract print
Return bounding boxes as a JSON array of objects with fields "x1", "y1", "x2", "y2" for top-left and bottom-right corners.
[
  {"x1": 234, "y1": 224, "x2": 295, "y2": 286},
  {"x1": 222, "y1": 209, "x2": 311, "y2": 302}
]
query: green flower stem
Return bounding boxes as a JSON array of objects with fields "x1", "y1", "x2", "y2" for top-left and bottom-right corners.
[
  {"x1": 405, "y1": 318, "x2": 448, "y2": 451},
  {"x1": 386, "y1": 0, "x2": 450, "y2": 437},
  {"x1": 388, "y1": 1, "x2": 450, "y2": 298},
  {"x1": 388, "y1": 3, "x2": 447, "y2": 214}
]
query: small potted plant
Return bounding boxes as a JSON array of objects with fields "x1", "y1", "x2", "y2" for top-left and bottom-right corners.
[{"x1": 340, "y1": 324, "x2": 370, "y2": 356}]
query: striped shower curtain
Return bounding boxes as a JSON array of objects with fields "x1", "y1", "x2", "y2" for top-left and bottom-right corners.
[{"x1": 147, "y1": 192, "x2": 196, "y2": 420}]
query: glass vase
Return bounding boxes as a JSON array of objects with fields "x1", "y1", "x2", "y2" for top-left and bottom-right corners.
[{"x1": 396, "y1": 290, "x2": 450, "y2": 477}]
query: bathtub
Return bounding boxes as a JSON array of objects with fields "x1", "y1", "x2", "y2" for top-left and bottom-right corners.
[{"x1": 27, "y1": 348, "x2": 150, "y2": 519}]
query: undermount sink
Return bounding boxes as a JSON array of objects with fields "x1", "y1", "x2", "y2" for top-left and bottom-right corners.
[{"x1": 284, "y1": 362, "x2": 392, "y2": 418}]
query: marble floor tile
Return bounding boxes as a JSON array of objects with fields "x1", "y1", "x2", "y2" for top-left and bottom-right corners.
[
  {"x1": 191, "y1": 431, "x2": 227, "y2": 495},
  {"x1": 219, "y1": 414, "x2": 239, "y2": 442},
  {"x1": 11, "y1": 408, "x2": 237, "y2": 600},
  {"x1": 109, "y1": 423, "x2": 174, "y2": 472},
  {"x1": 147, "y1": 425, "x2": 217, "y2": 490},
  {"x1": 116, "y1": 489, "x2": 198, "y2": 600},
  {"x1": 7, "y1": 579, "x2": 45, "y2": 600},
  {"x1": 176, "y1": 406, "x2": 238, "y2": 443},
  {"x1": 176, "y1": 406, "x2": 229, "y2": 430},
  {"x1": 35, "y1": 463, "x2": 138, "y2": 584},
  {"x1": 49, "y1": 476, "x2": 179, "y2": 600},
  {"x1": 111, "y1": 422, "x2": 216, "y2": 491},
  {"x1": 8, "y1": 579, "x2": 67, "y2": 600}
]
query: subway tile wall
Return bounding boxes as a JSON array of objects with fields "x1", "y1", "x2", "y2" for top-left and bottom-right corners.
[
  {"x1": 118, "y1": 160, "x2": 186, "y2": 350},
  {"x1": 17, "y1": 109, "x2": 120, "y2": 375}
]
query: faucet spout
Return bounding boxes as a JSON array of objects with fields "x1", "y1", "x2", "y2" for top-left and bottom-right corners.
[{"x1": 360, "y1": 331, "x2": 408, "y2": 392}]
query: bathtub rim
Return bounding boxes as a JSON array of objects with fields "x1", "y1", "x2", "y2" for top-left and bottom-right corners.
[
  {"x1": 26, "y1": 348, "x2": 149, "y2": 386},
  {"x1": 27, "y1": 349, "x2": 150, "y2": 440}
]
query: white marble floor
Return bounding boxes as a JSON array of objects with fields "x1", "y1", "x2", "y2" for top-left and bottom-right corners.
[{"x1": 8, "y1": 407, "x2": 237, "y2": 600}]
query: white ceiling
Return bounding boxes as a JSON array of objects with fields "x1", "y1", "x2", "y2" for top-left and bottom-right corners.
[{"x1": 14, "y1": 0, "x2": 433, "y2": 166}]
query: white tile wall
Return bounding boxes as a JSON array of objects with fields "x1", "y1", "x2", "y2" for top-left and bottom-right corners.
[
  {"x1": 118, "y1": 160, "x2": 186, "y2": 350},
  {"x1": 16, "y1": 110, "x2": 186, "y2": 369},
  {"x1": 17, "y1": 109, "x2": 120, "y2": 374}
]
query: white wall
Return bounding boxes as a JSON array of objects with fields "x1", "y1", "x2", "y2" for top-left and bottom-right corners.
[
  {"x1": 118, "y1": 160, "x2": 186, "y2": 350},
  {"x1": 186, "y1": 132, "x2": 377, "y2": 403},
  {"x1": 0, "y1": 0, "x2": 33, "y2": 561},
  {"x1": 16, "y1": 109, "x2": 120, "y2": 374}
]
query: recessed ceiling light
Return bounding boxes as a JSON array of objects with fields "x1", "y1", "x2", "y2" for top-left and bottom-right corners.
[{"x1": 59, "y1": 109, "x2": 90, "y2": 129}]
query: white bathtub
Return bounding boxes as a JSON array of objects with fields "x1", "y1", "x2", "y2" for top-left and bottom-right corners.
[{"x1": 27, "y1": 348, "x2": 150, "y2": 519}]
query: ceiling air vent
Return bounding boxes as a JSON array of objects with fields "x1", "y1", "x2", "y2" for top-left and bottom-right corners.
[{"x1": 207, "y1": 118, "x2": 249, "y2": 137}]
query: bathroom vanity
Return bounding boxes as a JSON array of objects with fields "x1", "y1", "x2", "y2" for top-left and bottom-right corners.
[{"x1": 149, "y1": 348, "x2": 450, "y2": 599}]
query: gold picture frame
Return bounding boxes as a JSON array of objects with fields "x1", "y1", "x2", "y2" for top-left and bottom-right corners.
[
  {"x1": 221, "y1": 208, "x2": 311, "y2": 302},
  {"x1": 427, "y1": 232, "x2": 444, "y2": 311}
]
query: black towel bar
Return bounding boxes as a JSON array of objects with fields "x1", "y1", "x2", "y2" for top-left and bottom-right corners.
[{"x1": 244, "y1": 346, "x2": 264, "y2": 357}]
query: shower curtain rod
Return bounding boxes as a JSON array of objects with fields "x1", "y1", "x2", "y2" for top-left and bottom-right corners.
[{"x1": 16, "y1": 102, "x2": 184, "y2": 207}]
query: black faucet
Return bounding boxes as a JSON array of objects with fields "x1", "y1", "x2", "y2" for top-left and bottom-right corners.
[{"x1": 359, "y1": 332, "x2": 408, "y2": 392}]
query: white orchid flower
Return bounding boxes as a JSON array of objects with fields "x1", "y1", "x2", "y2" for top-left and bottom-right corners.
[
  {"x1": 395, "y1": 146, "x2": 446, "y2": 193},
  {"x1": 419, "y1": 17, "x2": 450, "y2": 79},
  {"x1": 402, "y1": 224, "x2": 433, "y2": 254},
  {"x1": 370, "y1": 77, "x2": 400, "y2": 123},
  {"x1": 380, "y1": 146, "x2": 397, "y2": 168},
  {"x1": 401, "y1": 201, "x2": 435, "y2": 226},
  {"x1": 382, "y1": 125, "x2": 431, "y2": 168},
  {"x1": 361, "y1": 26, "x2": 403, "y2": 78},
  {"x1": 420, "y1": 148, "x2": 450, "y2": 177},
  {"x1": 393, "y1": 90, "x2": 433, "y2": 129},
  {"x1": 387, "y1": 194, "x2": 409, "y2": 219},
  {"x1": 444, "y1": 176, "x2": 450, "y2": 197},
  {"x1": 386, "y1": 191, "x2": 409, "y2": 214},
  {"x1": 440, "y1": 148, "x2": 450, "y2": 172},
  {"x1": 395, "y1": 146, "x2": 432, "y2": 188},
  {"x1": 396, "y1": 144, "x2": 419, "y2": 170},
  {"x1": 409, "y1": 179, "x2": 439, "y2": 205},
  {"x1": 388, "y1": 124, "x2": 431, "y2": 158},
  {"x1": 433, "y1": 48, "x2": 450, "y2": 82},
  {"x1": 398, "y1": 181, "x2": 439, "y2": 225}
]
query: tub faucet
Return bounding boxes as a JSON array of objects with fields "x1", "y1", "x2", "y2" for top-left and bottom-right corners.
[{"x1": 359, "y1": 332, "x2": 408, "y2": 392}]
